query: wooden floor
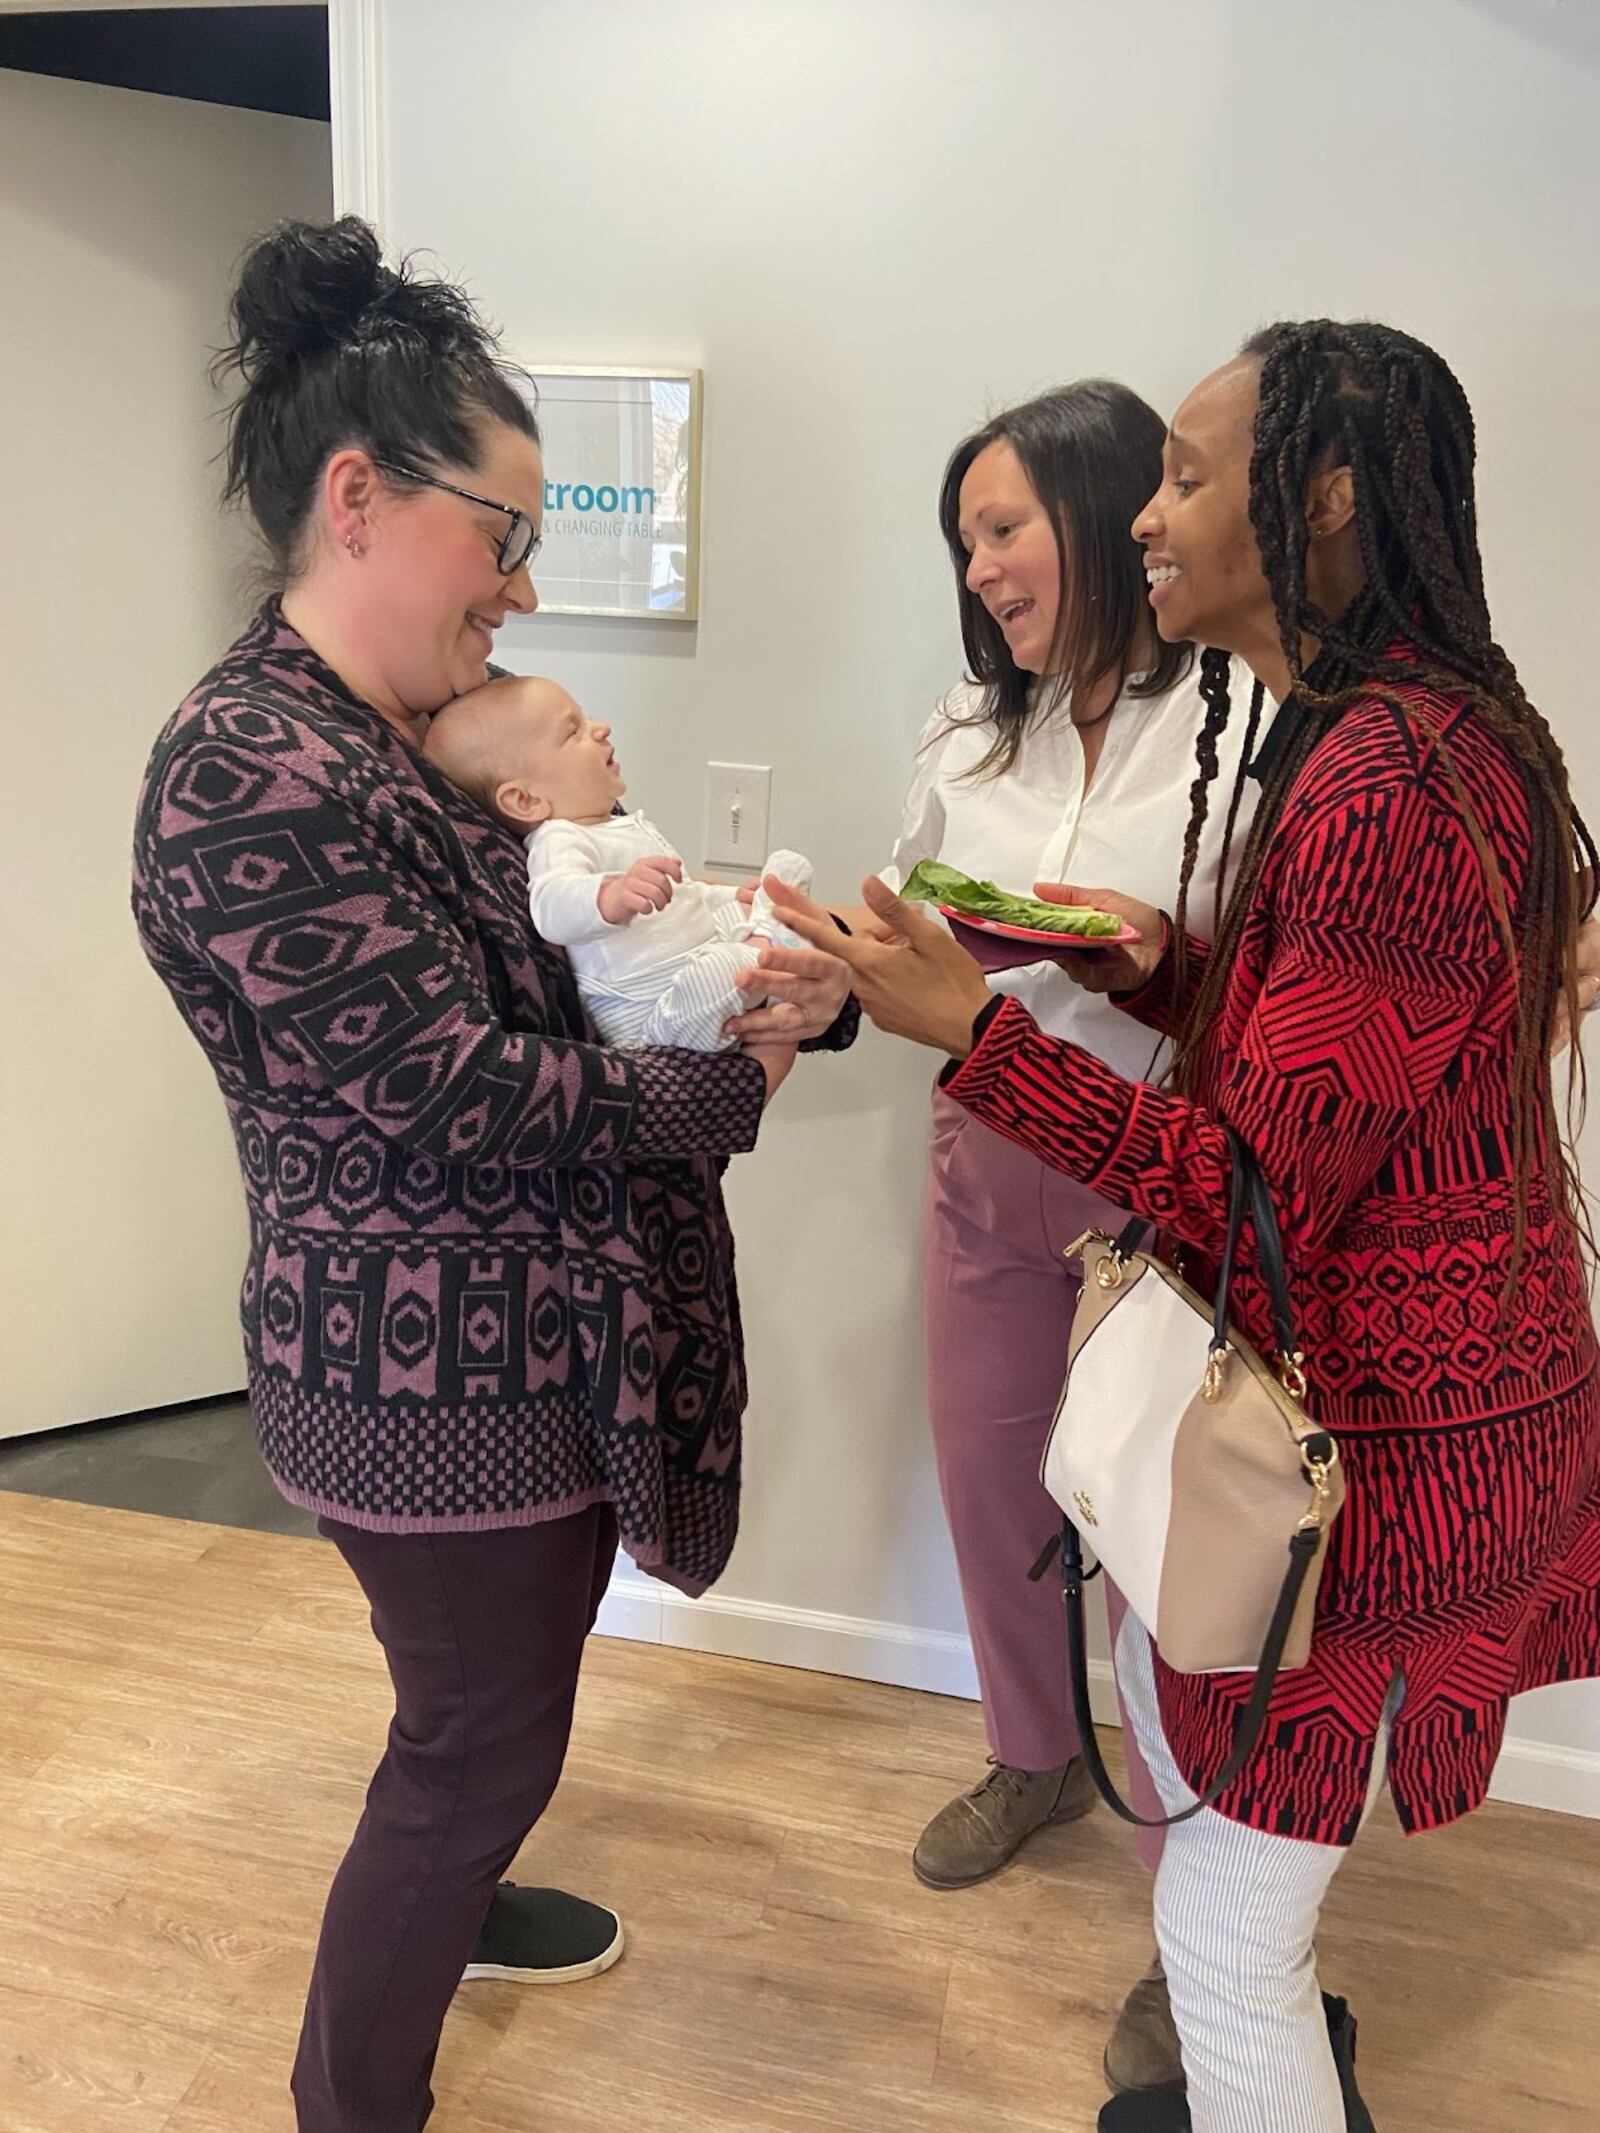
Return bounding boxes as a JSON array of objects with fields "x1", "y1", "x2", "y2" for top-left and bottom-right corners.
[{"x1": 2, "y1": 1494, "x2": 1598, "y2": 2133}]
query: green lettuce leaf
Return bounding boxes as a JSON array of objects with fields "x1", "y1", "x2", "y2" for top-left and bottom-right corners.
[{"x1": 900, "y1": 859, "x2": 1122, "y2": 938}]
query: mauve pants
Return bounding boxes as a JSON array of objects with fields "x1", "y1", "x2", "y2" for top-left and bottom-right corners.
[
  {"x1": 291, "y1": 1504, "x2": 618, "y2": 2133},
  {"x1": 924, "y1": 1089, "x2": 1165, "y2": 1870}
]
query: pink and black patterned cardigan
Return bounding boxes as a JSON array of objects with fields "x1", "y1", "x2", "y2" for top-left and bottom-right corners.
[{"x1": 132, "y1": 604, "x2": 853, "y2": 1590}]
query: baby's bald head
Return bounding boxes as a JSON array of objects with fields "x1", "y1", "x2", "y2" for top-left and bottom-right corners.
[{"x1": 423, "y1": 675, "x2": 625, "y2": 832}]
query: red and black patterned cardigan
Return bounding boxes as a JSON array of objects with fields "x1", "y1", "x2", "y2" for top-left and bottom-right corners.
[
  {"x1": 132, "y1": 605, "x2": 854, "y2": 1592},
  {"x1": 948, "y1": 672, "x2": 1600, "y2": 1843}
]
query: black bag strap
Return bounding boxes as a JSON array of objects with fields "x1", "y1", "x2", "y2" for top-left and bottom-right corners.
[
  {"x1": 1210, "y1": 1128, "x2": 1255, "y2": 1354},
  {"x1": 1115, "y1": 1130, "x2": 1299, "y2": 1379},
  {"x1": 1212, "y1": 1127, "x2": 1300, "y2": 1368},
  {"x1": 1058, "y1": 1513, "x2": 1321, "y2": 1828},
  {"x1": 1246, "y1": 1140, "x2": 1299, "y2": 1366}
]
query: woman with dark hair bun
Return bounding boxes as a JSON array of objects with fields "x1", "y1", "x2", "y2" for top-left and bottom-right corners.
[{"x1": 132, "y1": 216, "x2": 854, "y2": 2132}]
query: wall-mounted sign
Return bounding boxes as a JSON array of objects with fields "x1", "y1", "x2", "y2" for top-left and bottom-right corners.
[{"x1": 526, "y1": 365, "x2": 703, "y2": 621}]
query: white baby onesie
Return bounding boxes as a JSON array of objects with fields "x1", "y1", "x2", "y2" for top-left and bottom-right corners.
[{"x1": 526, "y1": 810, "x2": 813, "y2": 1050}]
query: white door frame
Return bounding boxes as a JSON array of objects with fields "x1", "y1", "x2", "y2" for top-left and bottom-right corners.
[{"x1": 328, "y1": 0, "x2": 387, "y2": 227}]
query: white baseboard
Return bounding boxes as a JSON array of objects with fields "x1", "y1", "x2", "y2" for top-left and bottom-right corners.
[
  {"x1": 596, "y1": 1574, "x2": 1600, "y2": 1819},
  {"x1": 595, "y1": 1576, "x2": 1001, "y2": 1701},
  {"x1": 1483, "y1": 1735, "x2": 1600, "y2": 1819},
  {"x1": 597, "y1": 1581, "x2": 1118, "y2": 1728}
]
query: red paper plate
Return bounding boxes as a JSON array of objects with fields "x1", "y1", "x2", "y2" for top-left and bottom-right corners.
[{"x1": 940, "y1": 905, "x2": 1140, "y2": 949}]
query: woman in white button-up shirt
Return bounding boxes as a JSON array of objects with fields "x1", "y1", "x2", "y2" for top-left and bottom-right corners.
[{"x1": 894, "y1": 380, "x2": 1257, "y2": 2098}]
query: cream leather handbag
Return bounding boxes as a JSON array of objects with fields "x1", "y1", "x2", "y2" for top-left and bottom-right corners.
[{"x1": 1040, "y1": 1129, "x2": 1344, "y2": 1825}]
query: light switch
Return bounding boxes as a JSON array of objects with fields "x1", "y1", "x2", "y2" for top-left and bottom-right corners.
[{"x1": 703, "y1": 762, "x2": 772, "y2": 872}]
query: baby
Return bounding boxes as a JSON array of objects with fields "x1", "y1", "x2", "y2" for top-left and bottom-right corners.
[{"x1": 423, "y1": 674, "x2": 812, "y2": 1051}]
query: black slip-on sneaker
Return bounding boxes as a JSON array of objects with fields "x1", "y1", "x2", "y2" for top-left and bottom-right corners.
[{"x1": 460, "y1": 1883, "x2": 624, "y2": 1985}]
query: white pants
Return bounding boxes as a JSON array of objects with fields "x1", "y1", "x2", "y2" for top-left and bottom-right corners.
[
  {"x1": 584, "y1": 851, "x2": 811, "y2": 1051},
  {"x1": 1115, "y1": 1613, "x2": 1401, "y2": 2133}
]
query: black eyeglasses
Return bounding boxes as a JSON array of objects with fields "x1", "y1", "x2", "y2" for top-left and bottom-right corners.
[{"x1": 373, "y1": 460, "x2": 542, "y2": 575}]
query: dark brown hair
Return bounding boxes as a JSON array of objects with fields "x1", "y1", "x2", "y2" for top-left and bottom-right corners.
[
  {"x1": 1170, "y1": 320, "x2": 1597, "y2": 1283},
  {"x1": 214, "y1": 215, "x2": 539, "y2": 583},
  {"x1": 936, "y1": 381, "x2": 1193, "y2": 778}
]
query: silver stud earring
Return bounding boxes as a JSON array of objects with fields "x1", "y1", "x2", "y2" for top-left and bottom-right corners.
[{"x1": 345, "y1": 532, "x2": 363, "y2": 558}]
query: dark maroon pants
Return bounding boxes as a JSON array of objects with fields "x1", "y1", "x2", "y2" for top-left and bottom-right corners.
[{"x1": 291, "y1": 1504, "x2": 619, "y2": 2133}]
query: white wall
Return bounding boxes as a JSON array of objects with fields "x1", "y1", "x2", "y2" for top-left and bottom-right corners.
[
  {"x1": 0, "y1": 74, "x2": 332, "y2": 1434},
  {"x1": 364, "y1": 0, "x2": 1600, "y2": 1809}
]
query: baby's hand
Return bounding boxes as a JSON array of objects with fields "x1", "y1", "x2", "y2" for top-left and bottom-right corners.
[
  {"x1": 735, "y1": 881, "x2": 758, "y2": 911},
  {"x1": 598, "y1": 855, "x2": 683, "y2": 926}
]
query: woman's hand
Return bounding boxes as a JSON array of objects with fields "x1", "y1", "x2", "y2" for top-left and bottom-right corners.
[
  {"x1": 1024, "y1": 882, "x2": 1166, "y2": 996},
  {"x1": 760, "y1": 875, "x2": 994, "y2": 1058},
  {"x1": 724, "y1": 939, "x2": 854, "y2": 1045},
  {"x1": 828, "y1": 902, "x2": 879, "y2": 935}
]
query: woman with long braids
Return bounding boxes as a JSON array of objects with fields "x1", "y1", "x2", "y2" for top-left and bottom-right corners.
[{"x1": 769, "y1": 320, "x2": 1600, "y2": 2130}]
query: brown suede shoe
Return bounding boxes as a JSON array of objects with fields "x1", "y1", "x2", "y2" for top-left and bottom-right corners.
[
  {"x1": 1104, "y1": 1954, "x2": 1185, "y2": 2094},
  {"x1": 912, "y1": 1755, "x2": 1096, "y2": 1889}
]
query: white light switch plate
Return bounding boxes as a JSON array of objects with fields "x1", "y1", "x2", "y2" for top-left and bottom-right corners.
[{"x1": 703, "y1": 762, "x2": 772, "y2": 872}]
